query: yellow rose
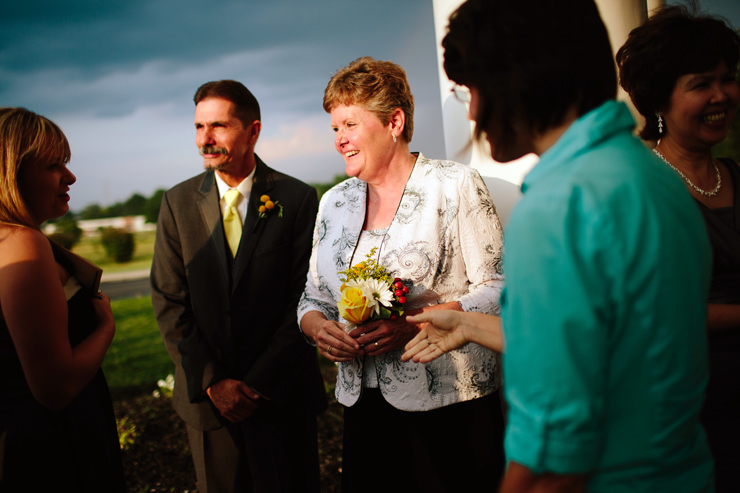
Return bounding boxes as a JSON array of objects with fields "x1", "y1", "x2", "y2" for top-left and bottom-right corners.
[{"x1": 337, "y1": 286, "x2": 374, "y2": 324}]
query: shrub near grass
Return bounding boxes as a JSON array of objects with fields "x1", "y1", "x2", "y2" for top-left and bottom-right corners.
[
  {"x1": 103, "y1": 296, "x2": 174, "y2": 398},
  {"x1": 100, "y1": 227, "x2": 136, "y2": 263},
  {"x1": 72, "y1": 230, "x2": 156, "y2": 274}
]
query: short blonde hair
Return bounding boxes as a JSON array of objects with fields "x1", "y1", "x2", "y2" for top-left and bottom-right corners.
[
  {"x1": 0, "y1": 108, "x2": 70, "y2": 228},
  {"x1": 323, "y1": 57, "x2": 415, "y2": 143}
]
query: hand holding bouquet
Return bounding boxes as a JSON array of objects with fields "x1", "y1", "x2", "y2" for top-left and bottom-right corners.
[{"x1": 337, "y1": 247, "x2": 409, "y2": 326}]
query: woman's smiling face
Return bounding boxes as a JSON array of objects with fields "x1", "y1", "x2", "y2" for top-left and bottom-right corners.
[
  {"x1": 663, "y1": 60, "x2": 739, "y2": 152},
  {"x1": 330, "y1": 104, "x2": 395, "y2": 182}
]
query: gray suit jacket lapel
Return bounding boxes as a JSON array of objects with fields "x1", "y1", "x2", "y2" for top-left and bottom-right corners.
[{"x1": 197, "y1": 171, "x2": 230, "y2": 289}]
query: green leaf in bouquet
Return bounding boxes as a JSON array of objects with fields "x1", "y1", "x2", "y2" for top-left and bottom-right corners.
[{"x1": 377, "y1": 305, "x2": 392, "y2": 319}]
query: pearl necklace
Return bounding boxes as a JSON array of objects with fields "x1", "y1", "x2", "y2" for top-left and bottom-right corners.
[{"x1": 652, "y1": 149, "x2": 721, "y2": 197}]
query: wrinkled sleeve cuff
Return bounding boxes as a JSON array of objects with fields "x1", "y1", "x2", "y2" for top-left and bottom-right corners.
[{"x1": 505, "y1": 416, "x2": 601, "y2": 475}]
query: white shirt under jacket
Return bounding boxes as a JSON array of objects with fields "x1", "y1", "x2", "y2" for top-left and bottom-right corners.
[{"x1": 298, "y1": 153, "x2": 505, "y2": 411}]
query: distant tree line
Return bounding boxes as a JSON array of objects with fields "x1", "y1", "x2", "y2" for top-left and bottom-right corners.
[
  {"x1": 65, "y1": 173, "x2": 349, "y2": 226},
  {"x1": 313, "y1": 174, "x2": 349, "y2": 200},
  {"x1": 45, "y1": 189, "x2": 165, "y2": 259},
  {"x1": 45, "y1": 176, "x2": 350, "y2": 262},
  {"x1": 75, "y1": 190, "x2": 166, "y2": 224}
]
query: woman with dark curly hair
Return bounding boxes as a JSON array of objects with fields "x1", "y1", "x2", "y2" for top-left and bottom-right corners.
[{"x1": 617, "y1": 7, "x2": 740, "y2": 491}]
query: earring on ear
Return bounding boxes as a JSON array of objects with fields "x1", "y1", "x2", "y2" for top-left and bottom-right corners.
[
  {"x1": 393, "y1": 134, "x2": 397, "y2": 143},
  {"x1": 656, "y1": 113, "x2": 663, "y2": 135}
]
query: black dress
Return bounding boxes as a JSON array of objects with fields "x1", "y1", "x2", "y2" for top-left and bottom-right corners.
[
  {"x1": 0, "y1": 259, "x2": 125, "y2": 492},
  {"x1": 695, "y1": 158, "x2": 740, "y2": 493}
]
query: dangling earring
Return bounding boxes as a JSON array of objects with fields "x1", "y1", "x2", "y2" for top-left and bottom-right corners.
[
  {"x1": 393, "y1": 134, "x2": 397, "y2": 143},
  {"x1": 656, "y1": 113, "x2": 663, "y2": 135}
]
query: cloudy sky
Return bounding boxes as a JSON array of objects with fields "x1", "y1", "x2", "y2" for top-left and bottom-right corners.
[
  {"x1": 2, "y1": 0, "x2": 445, "y2": 211},
  {"x1": 2, "y1": 0, "x2": 737, "y2": 212}
]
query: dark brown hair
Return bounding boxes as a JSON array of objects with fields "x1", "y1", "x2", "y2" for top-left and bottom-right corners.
[
  {"x1": 617, "y1": 4, "x2": 740, "y2": 141},
  {"x1": 443, "y1": 0, "x2": 616, "y2": 155},
  {"x1": 194, "y1": 80, "x2": 261, "y2": 127}
]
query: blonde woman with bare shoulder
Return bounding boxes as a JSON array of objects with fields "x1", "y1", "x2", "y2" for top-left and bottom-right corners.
[{"x1": 0, "y1": 108, "x2": 124, "y2": 492}]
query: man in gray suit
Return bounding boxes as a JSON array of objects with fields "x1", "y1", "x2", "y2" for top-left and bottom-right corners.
[{"x1": 151, "y1": 80, "x2": 326, "y2": 493}]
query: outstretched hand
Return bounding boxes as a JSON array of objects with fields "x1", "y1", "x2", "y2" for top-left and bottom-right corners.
[
  {"x1": 350, "y1": 301, "x2": 465, "y2": 357},
  {"x1": 401, "y1": 310, "x2": 471, "y2": 363},
  {"x1": 401, "y1": 310, "x2": 504, "y2": 363}
]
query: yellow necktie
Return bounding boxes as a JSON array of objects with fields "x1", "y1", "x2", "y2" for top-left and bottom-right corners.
[{"x1": 223, "y1": 188, "x2": 242, "y2": 257}]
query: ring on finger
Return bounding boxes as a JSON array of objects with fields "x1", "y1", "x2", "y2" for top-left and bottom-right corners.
[
  {"x1": 374, "y1": 342, "x2": 379, "y2": 347},
  {"x1": 328, "y1": 346, "x2": 333, "y2": 355}
]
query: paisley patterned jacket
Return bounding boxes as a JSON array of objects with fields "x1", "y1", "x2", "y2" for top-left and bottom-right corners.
[{"x1": 298, "y1": 154, "x2": 505, "y2": 411}]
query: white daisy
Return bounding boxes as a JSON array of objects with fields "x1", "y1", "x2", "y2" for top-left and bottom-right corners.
[{"x1": 358, "y1": 278, "x2": 394, "y2": 315}]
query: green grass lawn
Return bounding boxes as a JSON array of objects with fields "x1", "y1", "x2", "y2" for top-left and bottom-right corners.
[
  {"x1": 72, "y1": 230, "x2": 156, "y2": 274},
  {"x1": 104, "y1": 296, "x2": 174, "y2": 398}
]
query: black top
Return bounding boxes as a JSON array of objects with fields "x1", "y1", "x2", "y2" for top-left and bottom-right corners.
[
  {"x1": 695, "y1": 158, "x2": 740, "y2": 305},
  {"x1": 0, "y1": 254, "x2": 124, "y2": 492},
  {"x1": 694, "y1": 158, "x2": 740, "y2": 492}
]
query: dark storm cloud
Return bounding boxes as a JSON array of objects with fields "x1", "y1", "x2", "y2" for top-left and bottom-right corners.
[
  {"x1": 0, "y1": 0, "x2": 430, "y2": 118},
  {"x1": 0, "y1": 0, "x2": 444, "y2": 209}
]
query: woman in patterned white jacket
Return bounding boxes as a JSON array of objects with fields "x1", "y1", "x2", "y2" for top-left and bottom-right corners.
[{"x1": 298, "y1": 56, "x2": 506, "y2": 492}]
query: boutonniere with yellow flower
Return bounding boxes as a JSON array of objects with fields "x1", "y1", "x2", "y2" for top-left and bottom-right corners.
[
  {"x1": 253, "y1": 194, "x2": 284, "y2": 231},
  {"x1": 337, "y1": 247, "x2": 410, "y2": 329}
]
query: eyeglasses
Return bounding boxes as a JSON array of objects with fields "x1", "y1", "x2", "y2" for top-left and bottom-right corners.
[{"x1": 451, "y1": 85, "x2": 471, "y2": 103}]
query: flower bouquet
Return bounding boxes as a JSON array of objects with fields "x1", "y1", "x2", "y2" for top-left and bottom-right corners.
[{"x1": 337, "y1": 247, "x2": 410, "y2": 329}]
